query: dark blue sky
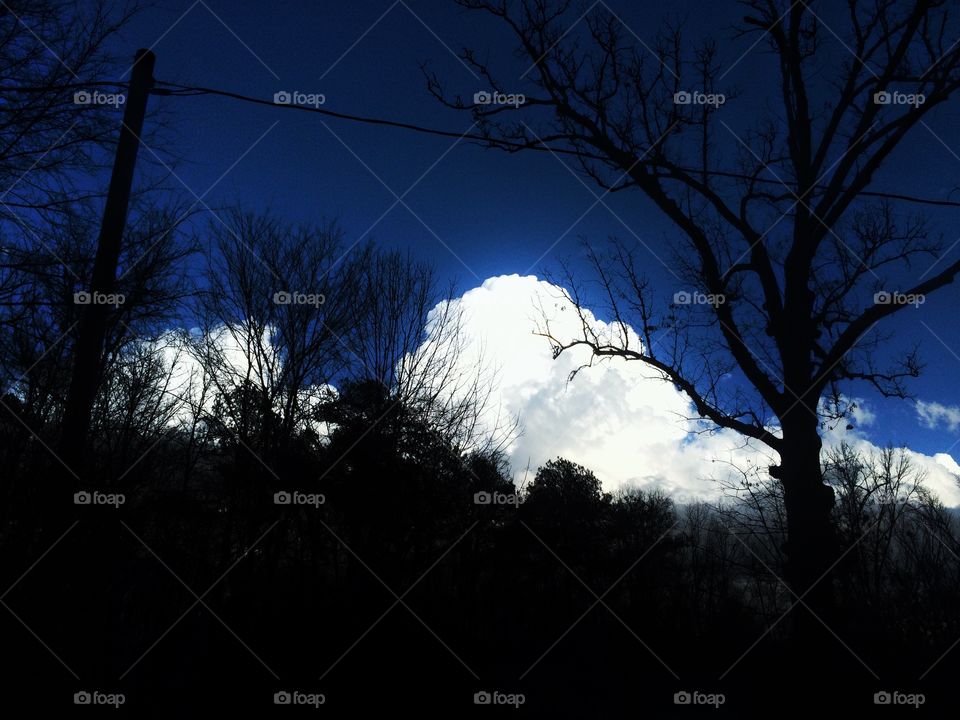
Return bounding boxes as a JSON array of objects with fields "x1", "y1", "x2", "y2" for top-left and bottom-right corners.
[{"x1": 103, "y1": 0, "x2": 960, "y2": 459}]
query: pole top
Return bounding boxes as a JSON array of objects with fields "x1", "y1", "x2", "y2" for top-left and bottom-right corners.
[{"x1": 131, "y1": 48, "x2": 156, "y2": 80}]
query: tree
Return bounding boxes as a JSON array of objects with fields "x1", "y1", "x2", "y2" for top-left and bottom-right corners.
[
  {"x1": 348, "y1": 248, "x2": 516, "y2": 456},
  {"x1": 0, "y1": 0, "x2": 140, "y2": 218},
  {"x1": 0, "y1": 1, "x2": 146, "y2": 356},
  {"x1": 522, "y1": 456, "x2": 608, "y2": 542},
  {"x1": 0, "y1": 0, "x2": 148, "y2": 428},
  {"x1": 193, "y1": 209, "x2": 362, "y2": 458},
  {"x1": 0, "y1": 199, "x2": 191, "y2": 547},
  {"x1": 431, "y1": 0, "x2": 960, "y2": 620}
]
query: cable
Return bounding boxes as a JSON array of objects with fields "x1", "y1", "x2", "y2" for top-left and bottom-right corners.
[
  {"x1": 152, "y1": 81, "x2": 596, "y2": 155},
  {"x1": 153, "y1": 80, "x2": 960, "y2": 210},
  {"x1": 5, "y1": 78, "x2": 959, "y2": 209}
]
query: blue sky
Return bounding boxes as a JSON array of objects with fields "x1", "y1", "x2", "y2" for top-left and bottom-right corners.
[{"x1": 101, "y1": 0, "x2": 960, "y2": 463}]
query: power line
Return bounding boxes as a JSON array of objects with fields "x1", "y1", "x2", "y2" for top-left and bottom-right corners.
[
  {"x1": 150, "y1": 80, "x2": 960, "y2": 210},
  {"x1": 5, "y1": 78, "x2": 960, "y2": 208}
]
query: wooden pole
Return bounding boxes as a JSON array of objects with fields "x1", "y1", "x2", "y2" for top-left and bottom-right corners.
[{"x1": 59, "y1": 49, "x2": 156, "y2": 478}]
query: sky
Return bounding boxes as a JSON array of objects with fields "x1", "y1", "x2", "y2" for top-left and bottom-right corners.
[{"x1": 97, "y1": 0, "x2": 960, "y2": 490}]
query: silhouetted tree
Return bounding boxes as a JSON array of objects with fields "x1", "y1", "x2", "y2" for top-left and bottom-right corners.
[
  {"x1": 432, "y1": 0, "x2": 960, "y2": 623},
  {"x1": 0, "y1": 0, "x2": 140, "y2": 219}
]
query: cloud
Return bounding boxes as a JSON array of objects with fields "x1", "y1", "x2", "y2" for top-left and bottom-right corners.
[
  {"x1": 152, "y1": 324, "x2": 332, "y2": 436},
  {"x1": 426, "y1": 275, "x2": 960, "y2": 506},
  {"x1": 816, "y1": 419, "x2": 960, "y2": 506},
  {"x1": 148, "y1": 275, "x2": 960, "y2": 507},
  {"x1": 419, "y1": 274, "x2": 769, "y2": 502},
  {"x1": 850, "y1": 401, "x2": 876, "y2": 428},
  {"x1": 916, "y1": 400, "x2": 960, "y2": 432}
]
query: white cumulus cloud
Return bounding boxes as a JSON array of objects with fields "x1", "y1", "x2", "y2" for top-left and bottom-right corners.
[{"x1": 427, "y1": 274, "x2": 960, "y2": 506}]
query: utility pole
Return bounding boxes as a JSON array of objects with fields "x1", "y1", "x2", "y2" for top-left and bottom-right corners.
[{"x1": 59, "y1": 49, "x2": 156, "y2": 478}]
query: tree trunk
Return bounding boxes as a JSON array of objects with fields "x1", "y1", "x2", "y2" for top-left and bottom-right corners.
[{"x1": 772, "y1": 418, "x2": 838, "y2": 630}]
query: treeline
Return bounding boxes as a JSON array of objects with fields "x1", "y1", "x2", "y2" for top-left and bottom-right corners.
[
  {"x1": 2, "y1": 203, "x2": 959, "y2": 713},
  {"x1": 1, "y1": 173, "x2": 959, "y2": 716}
]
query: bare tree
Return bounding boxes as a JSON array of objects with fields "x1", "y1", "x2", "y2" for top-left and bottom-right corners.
[
  {"x1": 0, "y1": 1, "x2": 140, "y2": 218},
  {"x1": 193, "y1": 209, "x2": 361, "y2": 453},
  {"x1": 430, "y1": 0, "x2": 960, "y2": 616},
  {"x1": 349, "y1": 249, "x2": 517, "y2": 455},
  {"x1": 0, "y1": 0, "x2": 146, "y2": 379}
]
